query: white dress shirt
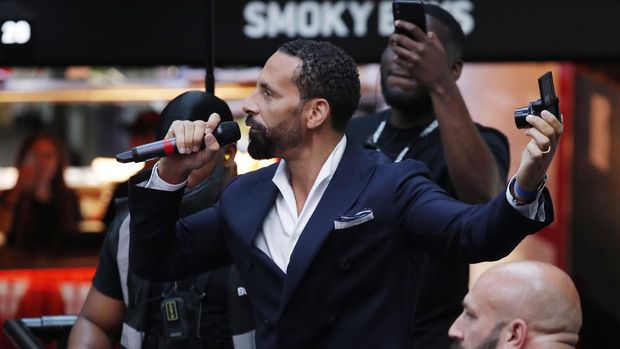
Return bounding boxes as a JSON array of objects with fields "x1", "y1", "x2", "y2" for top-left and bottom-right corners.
[
  {"x1": 145, "y1": 136, "x2": 546, "y2": 273},
  {"x1": 253, "y1": 136, "x2": 347, "y2": 272}
]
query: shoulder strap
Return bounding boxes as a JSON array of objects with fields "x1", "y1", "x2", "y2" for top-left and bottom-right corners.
[
  {"x1": 109, "y1": 198, "x2": 145, "y2": 348},
  {"x1": 105, "y1": 198, "x2": 127, "y2": 258},
  {"x1": 113, "y1": 199, "x2": 130, "y2": 305}
]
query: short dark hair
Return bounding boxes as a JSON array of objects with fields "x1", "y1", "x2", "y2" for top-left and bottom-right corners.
[
  {"x1": 278, "y1": 38, "x2": 360, "y2": 133},
  {"x1": 424, "y1": 4, "x2": 465, "y2": 61}
]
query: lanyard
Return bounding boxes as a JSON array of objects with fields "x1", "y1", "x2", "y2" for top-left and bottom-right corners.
[{"x1": 370, "y1": 117, "x2": 439, "y2": 162}]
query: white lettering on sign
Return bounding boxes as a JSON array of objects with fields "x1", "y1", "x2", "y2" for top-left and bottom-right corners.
[
  {"x1": 348, "y1": 1, "x2": 374, "y2": 37},
  {"x1": 297, "y1": 2, "x2": 321, "y2": 37},
  {"x1": 243, "y1": 1, "x2": 475, "y2": 39},
  {"x1": 1, "y1": 20, "x2": 31, "y2": 44},
  {"x1": 428, "y1": 0, "x2": 475, "y2": 35},
  {"x1": 378, "y1": 1, "x2": 394, "y2": 36},
  {"x1": 59, "y1": 281, "x2": 91, "y2": 315},
  {"x1": 321, "y1": 2, "x2": 348, "y2": 37},
  {"x1": 245, "y1": 1, "x2": 371, "y2": 38},
  {"x1": 0, "y1": 279, "x2": 29, "y2": 319}
]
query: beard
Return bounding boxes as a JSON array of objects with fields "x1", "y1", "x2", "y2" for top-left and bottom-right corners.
[
  {"x1": 247, "y1": 105, "x2": 303, "y2": 160},
  {"x1": 450, "y1": 322, "x2": 504, "y2": 349},
  {"x1": 247, "y1": 120, "x2": 275, "y2": 160},
  {"x1": 380, "y1": 72, "x2": 433, "y2": 115}
]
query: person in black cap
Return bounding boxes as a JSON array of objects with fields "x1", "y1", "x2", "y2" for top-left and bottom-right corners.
[
  {"x1": 69, "y1": 91, "x2": 255, "y2": 349},
  {"x1": 346, "y1": 4, "x2": 509, "y2": 348}
]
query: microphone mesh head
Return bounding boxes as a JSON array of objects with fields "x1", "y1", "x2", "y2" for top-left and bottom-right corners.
[
  {"x1": 156, "y1": 91, "x2": 234, "y2": 140},
  {"x1": 215, "y1": 122, "x2": 241, "y2": 146}
]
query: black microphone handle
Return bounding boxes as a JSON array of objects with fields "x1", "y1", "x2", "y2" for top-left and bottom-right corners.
[{"x1": 116, "y1": 121, "x2": 240, "y2": 163}]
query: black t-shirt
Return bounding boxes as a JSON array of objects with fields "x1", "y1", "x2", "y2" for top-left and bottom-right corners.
[
  {"x1": 93, "y1": 216, "x2": 253, "y2": 349},
  {"x1": 93, "y1": 228, "x2": 124, "y2": 300},
  {"x1": 346, "y1": 109, "x2": 510, "y2": 349}
]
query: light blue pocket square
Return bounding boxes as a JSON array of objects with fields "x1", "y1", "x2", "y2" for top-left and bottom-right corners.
[{"x1": 334, "y1": 209, "x2": 374, "y2": 230}]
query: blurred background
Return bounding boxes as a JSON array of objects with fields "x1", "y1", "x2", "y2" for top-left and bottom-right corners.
[{"x1": 1, "y1": 0, "x2": 619, "y2": 347}]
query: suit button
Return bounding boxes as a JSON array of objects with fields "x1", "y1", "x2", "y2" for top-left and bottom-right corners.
[
  {"x1": 328, "y1": 317, "x2": 337, "y2": 325},
  {"x1": 339, "y1": 258, "x2": 351, "y2": 270},
  {"x1": 263, "y1": 319, "x2": 272, "y2": 327},
  {"x1": 244, "y1": 261, "x2": 253, "y2": 271}
]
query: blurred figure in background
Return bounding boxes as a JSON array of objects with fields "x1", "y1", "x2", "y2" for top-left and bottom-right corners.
[
  {"x1": 103, "y1": 109, "x2": 160, "y2": 227},
  {"x1": 449, "y1": 261, "x2": 582, "y2": 349},
  {"x1": 0, "y1": 131, "x2": 81, "y2": 248}
]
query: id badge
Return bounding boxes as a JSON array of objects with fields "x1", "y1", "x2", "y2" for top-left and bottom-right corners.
[{"x1": 160, "y1": 297, "x2": 188, "y2": 339}]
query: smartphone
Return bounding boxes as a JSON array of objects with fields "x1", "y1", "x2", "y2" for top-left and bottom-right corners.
[{"x1": 392, "y1": 0, "x2": 427, "y2": 34}]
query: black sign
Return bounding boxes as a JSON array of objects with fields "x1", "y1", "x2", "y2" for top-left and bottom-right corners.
[
  {"x1": 0, "y1": 2, "x2": 35, "y2": 64},
  {"x1": 0, "y1": 0, "x2": 618, "y2": 66}
]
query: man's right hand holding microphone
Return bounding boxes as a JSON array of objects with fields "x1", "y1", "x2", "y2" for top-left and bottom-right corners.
[{"x1": 156, "y1": 113, "x2": 223, "y2": 185}]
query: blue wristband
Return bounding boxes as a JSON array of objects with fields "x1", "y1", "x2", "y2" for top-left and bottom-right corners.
[{"x1": 514, "y1": 180, "x2": 538, "y2": 200}]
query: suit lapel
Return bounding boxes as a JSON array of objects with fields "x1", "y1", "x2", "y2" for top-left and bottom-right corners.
[
  {"x1": 232, "y1": 164, "x2": 279, "y2": 248},
  {"x1": 278, "y1": 143, "x2": 375, "y2": 314},
  {"x1": 229, "y1": 164, "x2": 287, "y2": 277}
]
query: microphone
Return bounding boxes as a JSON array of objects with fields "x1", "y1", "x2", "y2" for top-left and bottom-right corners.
[{"x1": 115, "y1": 121, "x2": 240, "y2": 163}]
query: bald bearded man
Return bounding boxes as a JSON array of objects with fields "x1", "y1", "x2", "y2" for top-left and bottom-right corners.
[{"x1": 449, "y1": 261, "x2": 582, "y2": 349}]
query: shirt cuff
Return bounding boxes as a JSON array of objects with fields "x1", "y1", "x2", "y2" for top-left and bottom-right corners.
[
  {"x1": 505, "y1": 175, "x2": 546, "y2": 222},
  {"x1": 140, "y1": 161, "x2": 187, "y2": 191}
]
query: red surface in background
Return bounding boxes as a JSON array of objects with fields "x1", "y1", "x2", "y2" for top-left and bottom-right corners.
[
  {"x1": 0, "y1": 267, "x2": 95, "y2": 348},
  {"x1": 540, "y1": 63, "x2": 576, "y2": 270}
]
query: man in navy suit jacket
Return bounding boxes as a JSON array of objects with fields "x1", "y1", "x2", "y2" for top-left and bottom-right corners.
[{"x1": 128, "y1": 39, "x2": 562, "y2": 349}]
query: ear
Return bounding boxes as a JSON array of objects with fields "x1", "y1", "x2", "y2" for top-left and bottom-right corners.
[
  {"x1": 451, "y1": 59, "x2": 463, "y2": 81},
  {"x1": 222, "y1": 143, "x2": 238, "y2": 178},
  {"x1": 505, "y1": 319, "x2": 528, "y2": 348},
  {"x1": 223, "y1": 143, "x2": 237, "y2": 164},
  {"x1": 305, "y1": 98, "x2": 330, "y2": 130}
]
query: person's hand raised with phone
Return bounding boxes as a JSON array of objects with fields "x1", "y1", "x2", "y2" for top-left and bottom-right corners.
[{"x1": 390, "y1": 20, "x2": 454, "y2": 94}]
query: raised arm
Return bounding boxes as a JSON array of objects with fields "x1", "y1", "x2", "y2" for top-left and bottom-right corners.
[
  {"x1": 128, "y1": 114, "x2": 231, "y2": 281},
  {"x1": 398, "y1": 110, "x2": 561, "y2": 261},
  {"x1": 391, "y1": 20, "x2": 505, "y2": 203}
]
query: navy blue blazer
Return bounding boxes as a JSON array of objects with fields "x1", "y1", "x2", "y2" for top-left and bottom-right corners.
[{"x1": 129, "y1": 142, "x2": 553, "y2": 349}]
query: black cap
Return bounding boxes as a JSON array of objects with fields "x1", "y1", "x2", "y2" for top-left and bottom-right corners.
[{"x1": 156, "y1": 91, "x2": 234, "y2": 140}]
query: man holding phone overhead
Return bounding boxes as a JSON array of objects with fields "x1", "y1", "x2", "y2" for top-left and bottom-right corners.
[{"x1": 347, "y1": 2, "x2": 510, "y2": 348}]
